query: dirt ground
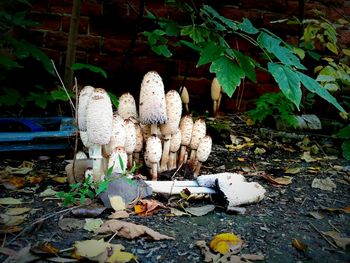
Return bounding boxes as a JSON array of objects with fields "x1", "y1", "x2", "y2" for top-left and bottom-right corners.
[{"x1": 0, "y1": 115, "x2": 349, "y2": 262}]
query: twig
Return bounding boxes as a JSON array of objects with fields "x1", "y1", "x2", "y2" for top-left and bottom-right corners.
[
  {"x1": 328, "y1": 220, "x2": 341, "y2": 233},
  {"x1": 72, "y1": 77, "x2": 79, "y2": 182},
  {"x1": 7, "y1": 206, "x2": 79, "y2": 245},
  {"x1": 107, "y1": 231, "x2": 119, "y2": 243},
  {"x1": 308, "y1": 222, "x2": 338, "y2": 249},
  {"x1": 59, "y1": 247, "x2": 74, "y2": 253},
  {"x1": 51, "y1": 59, "x2": 76, "y2": 112},
  {"x1": 169, "y1": 161, "x2": 184, "y2": 196}
]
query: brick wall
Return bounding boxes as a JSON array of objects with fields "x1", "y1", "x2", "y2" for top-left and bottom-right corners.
[{"x1": 27, "y1": 0, "x2": 350, "y2": 113}]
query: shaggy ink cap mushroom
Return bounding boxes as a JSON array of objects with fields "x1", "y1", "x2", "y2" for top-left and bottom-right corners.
[
  {"x1": 188, "y1": 118, "x2": 206, "y2": 167},
  {"x1": 178, "y1": 115, "x2": 194, "y2": 164},
  {"x1": 124, "y1": 118, "x2": 137, "y2": 168},
  {"x1": 118, "y1": 92, "x2": 138, "y2": 119},
  {"x1": 160, "y1": 90, "x2": 182, "y2": 172},
  {"x1": 139, "y1": 71, "x2": 167, "y2": 127},
  {"x1": 169, "y1": 128, "x2": 182, "y2": 170},
  {"x1": 194, "y1": 135, "x2": 212, "y2": 177},
  {"x1": 108, "y1": 146, "x2": 128, "y2": 174},
  {"x1": 77, "y1": 85, "x2": 95, "y2": 131},
  {"x1": 105, "y1": 113, "x2": 126, "y2": 156},
  {"x1": 146, "y1": 135, "x2": 162, "y2": 181}
]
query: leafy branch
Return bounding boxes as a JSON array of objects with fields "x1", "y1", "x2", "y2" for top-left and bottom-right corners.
[{"x1": 143, "y1": 4, "x2": 345, "y2": 113}]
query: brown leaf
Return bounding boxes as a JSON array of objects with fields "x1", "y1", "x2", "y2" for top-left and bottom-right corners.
[
  {"x1": 322, "y1": 231, "x2": 350, "y2": 249},
  {"x1": 259, "y1": 173, "x2": 292, "y2": 186},
  {"x1": 58, "y1": 218, "x2": 84, "y2": 232},
  {"x1": 0, "y1": 225, "x2": 22, "y2": 234},
  {"x1": 96, "y1": 219, "x2": 174, "y2": 240},
  {"x1": 26, "y1": 175, "x2": 45, "y2": 184},
  {"x1": 108, "y1": 210, "x2": 130, "y2": 219},
  {"x1": 3, "y1": 245, "x2": 39, "y2": 263},
  {"x1": 195, "y1": 240, "x2": 220, "y2": 263},
  {"x1": 31, "y1": 242, "x2": 60, "y2": 255},
  {"x1": 241, "y1": 254, "x2": 265, "y2": 261},
  {"x1": 71, "y1": 206, "x2": 106, "y2": 217},
  {"x1": 134, "y1": 199, "x2": 166, "y2": 216},
  {"x1": 292, "y1": 238, "x2": 308, "y2": 252},
  {"x1": 2, "y1": 176, "x2": 27, "y2": 190}
]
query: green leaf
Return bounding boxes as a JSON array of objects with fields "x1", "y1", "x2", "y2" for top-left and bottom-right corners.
[
  {"x1": 234, "y1": 50, "x2": 256, "y2": 82},
  {"x1": 72, "y1": 63, "x2": 107, "y2": 78},
  {"x1": 51, "y1": 89, "x2": 74, "y2": 101},
  {"x1": 293, "y1": 47, "x2": 305, "y2": 60},
  {"x1": 0, "y1": 55, "x2": 22, "y2": 70},
  {"x1": 267, "y1": 63, "x2": 302, "y2": 109},
  {"x1": 341, "y1": 140, "x2": 350, "y2": 160},
  {"x1": 26, "y1": 91, "x2": 52, "y2": 109},
  {"x1": 323, "y1": 83, "x2": 339, "y2": 92},
  {"x1": 202, "y1": 5, "x2": 238, "y2": 31},
  {"x1": 179, "y1": 40, "x2": 201, "y2": 52},
  {"x1": 164, "y1": 22, "x2": 180, "y2": 36},
  {"x1": 197, "y1": 42, "x2": 226, "y2": 67},
  {"x1": 152, "y1": 45, "x2": 172, "y2": 58},
  {"x1": 297, "y1": 71, "x2": 345, "y2": 112},
  {"x1": 0, "y1": 87, "x2": 25, "y2": 107},
  {"x1": 316, "y1": 74, "x2": 336, "y2": 82},
  {"x1": 258, "y1": 32, "x2": 306, "y2": 70},
  {"x1": 343, "y1": 49, "x2": 350, "y2": 57},
  {"x1": 326, "y1": 42, "x2": 338, "y2": 54},
  {"x1": 25, "y1": 42, "x2": 54, "y2": 75},
  {"x1": 118, "y1": 154, "x2": 125, "y2": 173},
  {"x1": 209, "y1": 56, "x2": 244, "y2": 97},
  {"x1": 238, "y1": 18, "x2": 258, "y2": 34},
  {"x1": 336, "y1": 125, "x2": 350, "y2": 139},
  {"x1": 107, "y1": 92, "x2": 119, "y2": 109},
  {"x1": 306, "y1": 50, "x2": 321, "y2": 61}
]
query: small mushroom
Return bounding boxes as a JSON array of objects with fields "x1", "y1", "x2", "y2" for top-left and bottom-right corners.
[
  {"x1": 145, "y1": 135, "x2": 162, "y2": 181},
  {"x1": 188, "y1": 118, "x2": 206, "y2": 168},
  {"x1": 130, "y1": 117, "x2": 143, "y2": 167},
  {"x1": 168, "y1": 128, "x2": 181, "y2": 170},
  {"x1": 193, "y1": 135, "x2": 212, "y2": 177},
  {"x1": 160, "y1": 90, "x2": 182, "y2": 172},
  {"x1": 108, "y1": 146, "x2": 128, "y2": 174},
  {"x1": 211, "y1": 77, "x2": 221, "y2": 117},
  {"x1": 178, "y1": 115, "x2": 193, "y2": 165},
  {"x1": 180, "y1": 86, "x2": 189, "y2": 113},
  {"x1": 124, "y1": 118, "x2": 137, "y2": 169},
  {"x1": 139, "y1": 71, "x2": 167, "y2": 136},
  {"x1": 77, "y1": 85, "x2": 95, "y2": 131},
  {"x1": 104, "y1": 113, "x2": 126, "y2": 156},
  {"x1": 86, "y1": 88, "x2": 113, "y2": 182},
  {"x1": 117, "y1": 92, "x2": 138, "y2": 119}
]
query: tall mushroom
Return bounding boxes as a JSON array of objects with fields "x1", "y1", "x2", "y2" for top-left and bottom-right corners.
[
  {"x1": 168, "y1": 128, "x2": 181, "y2": 170},
  {"x1": 77, "y1": 85, "x2": 95, "y2": 131},
  {"x1": 139, "y1": 71, "x2": 167, "y2": 136},
  {"x1": 178, "y1": 115, "x2": 193, "y2": 165},
  {"x1": 86, "y1": 88, "x2": 113, "y2": 182},
  {"x1": 159, "y1": 90, "x2": 182, "y2": 172},
  {"x1": 108, "y1": 146, "x2": 128, "y2": 174},
  {"x1": 180, "y1": 86, "x2": 189, "y2": 113},
  {"x1": 188, "y1": 118, "x2": 206, "y2": 168},
  {"x1": 124, "y1": 118, "x2": 136, "y2": 169},
  {"x1": 193, "y1": 135, "x2": 212, "y2": 177},
  {"x1": 145, "y1": 135, "x2": 162, "y2": 181},
  {"x1": 117, "y1": 92, "x2": 138, "y2": 119},
  {"x1": 79, "y1": 130, "x2": 94, "y2": 157},
  {"x1": 130, "y1": 117, "x2": 143, "y2": 166},
  {"x1": 211, "y1": 77, "x2": 221, "y2": 117},
  {"x1": 104, "y1": 113, "x2": 126, "y2": 156}
]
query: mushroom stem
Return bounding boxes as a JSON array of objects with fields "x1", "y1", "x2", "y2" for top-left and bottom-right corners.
[
  {"x1": 168, "y1": 152, "x2": 175, "y2": 170},
  {"x1": 188, "y1": 149, "x2": 197, "y2": 169},
  {"x1": 127, "y1": 153, "x2": 133, "y2": 169},
  {"x1": 89, "y1": 144, "x2": 104, "y2": 182},
  {"x1": 217, "y1": 93, "x2": 222, "y2": 113},
  {"x1": 193, "y1": 162, "x2": 202, "y2": 177},
  {"x1": 160, "y1": 134, "x2": 171, "y2": 172},
  {"x1": 213, "y1": 100, "x2": 218, "y2": 117},
  {"x1": 151, "y1": 124, "x2": 158, "y2": 136},
  {"x1": 151, "y1": 163, "x2": 158, "y2": 181},
  {"x1": 178, "y1": 146, "x2": 187, "y2": 165}
]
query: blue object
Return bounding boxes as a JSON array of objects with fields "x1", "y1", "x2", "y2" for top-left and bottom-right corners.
[{"x1": 0, "y1": 117, "x2": 76, "y2": 152}]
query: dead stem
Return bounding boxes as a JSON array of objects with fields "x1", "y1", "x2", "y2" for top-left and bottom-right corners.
[{"x1": 308, "y1": 222, "x2": 338, "y2": 249}]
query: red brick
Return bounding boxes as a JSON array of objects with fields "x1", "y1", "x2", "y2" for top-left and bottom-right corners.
[
  {"x1": 62, "y1": 15, "x2": 89, "y2": 34},
  {"x1": 102, "y1": 37, "x2": 148, "y2": 54},
  {"x1": 81, "y1": 1, "x2": 103, "y2": 16},
  {"x1": 263, "y1": 13, "x2": 299, "y2": 35},
  {"x1": 77, "y1": 35, "x2": 101, "y2": 52},
  {"x1": 48, "y1": 0, "x2": 72, "y2": 14},
  {"x1": 241, "y1": 0, "x2": 288, "y2": 12},
  {"x1": 45, "y1": 31, "x2": 68, "y2": 50},
  {"x1": 176, "y1": 60, "x2": 211, "y2": 79},
  {"x1": 339, "y1": 30, "x2": 350, "y2": 46},
  {"x1": 31, "y1": 0, "x2": 49, "y2": 12},
  {"x1": 20, "y1": 30, "x2": 45, "y2": 46},
  {"x1": 29, "y1": 13, "x2": 62, "y2": 31},
  {"x1": 220, "y1": 6, "x2": 263, "y2": 25},
  {"x1": 89, "y1": 54, "x2": 122, "y2": 72},
  {"x1": 223, "y1": 98, "x2": 252, "y2": 112},
  {"x1": 256, "y1": 69, "x2": 271, "y2": 83},
  {"x1": 40, "y1": 47, "x2": 61, "y2": 62},
  {"x1": 170, "y1": 76, "x2": 211, "y2": 95}
]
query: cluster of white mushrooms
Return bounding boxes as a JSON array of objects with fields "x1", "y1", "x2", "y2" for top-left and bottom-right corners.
[{"x1": 77, "y1": 71, "x2": 212, "y2": 182}]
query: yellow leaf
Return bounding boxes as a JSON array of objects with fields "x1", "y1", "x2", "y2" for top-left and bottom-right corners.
[
  {"x1": 245, "y1": 118, "x2": 255, "y2": 126},
  {"x1": 134, "y1": 205, "x2": 144, "y2": 214},
  {"x1": 254, "y1": 147, "x2": 266, "y2": 155},
  {"x1": 237, "y1": 157, "x2": 245, "y2": 162},
  {"x1": 107, "y1": 250, "x2": 137, "y2": 263},
  {"x1": 209, "y1": 233, "x2": 242, "y2": 254},
  {"x1": 109, "y1": 195, "x2": 126, "y2": 211},
  {"x1": 0, "y1": 214, "x2": 26, "y2": 226},
  {"x1": 51, "y1": 177, "x2": 67, "y2": 183},
  {"x1": 0, "y1": 197, "x2": 23, "y2": 205},
  {"x1": 284, "y1": 167, "x2": 301, "y2": 174},
  {"x1": 301, "y1": 151, "x2": 317, "y2": 162},
  {"x1": 5, "y1": 207, "x2": 31, "y2": 216},
  {"x1": 274, "y1": 176, "x2": 293, "y2": 185},
  {"x1": 292, "y1": 238, "x2": 308, "y2": 251},
  {"x1": 74, "y1": 239, "x2": 110, "y2": 259}
]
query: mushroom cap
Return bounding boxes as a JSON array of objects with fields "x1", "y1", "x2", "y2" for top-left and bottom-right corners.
[
  {"x1": 145, "y1": 135, "x2": 162, "y2": 163},
  {"x1": 196, "y1": 135, "x2": 212, "y2": 162},
  {"x1": 117, "y1": 92, "x2": 138, "y2": 119},
  {"x1": 179, "y1": 115, "x2": 194, "y2": 146},
  {"x1": 108, "y1": 146, "x2": 128, "y2": 174},
  {"x1": 139, "y1": 71, "x2": 167, "y2": 125},
  {"x1": 190, "y1": 118, "x2": 206, "y2": 149},
  {"x1": 124, "y1": 118, "x2": 137, "y2": 154},
  {"x1": 211, "y1": 77, "x2": 221, "y2": 100},
  {"x1": 80, "y1": 130, "x2": 93, "y2": 148},
  {"x1": 170, "y1": 128, "x2": 182, "y2": 152},
  {"x1": 160, "y1": 90, "x2": 182, "y2": 136},
  {"x1": 134, "y1": 122, "x2": 143, "y2": 153},
  {"x1": 143, "y1": 150, "x2": 152, "y2": 168},
  {"x1": 105, "y1": 113, "x2": 126, "y2": 156},
  {"x1": 77, "y1": 85, "x2": 95, "y2": 131},
  {"x1": 180, "y1": 86, "x2": 189, "y2": 104},
  {"x1": 141, "y1": 124, "x2": 161, "y2": 142},
  {"x1": 86, "y1": 88, "x2": 113, "y2": 145}
]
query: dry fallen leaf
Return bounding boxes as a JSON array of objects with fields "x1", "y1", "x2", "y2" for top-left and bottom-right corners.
[
  {"x1": 322, "y1": 231, "x2": 350, "y2": 249},
  {"x1": 2, "y1": 244, "x2": 39, "y2": 263},
  {"x1": 209, "y1": 233, "x2": 243, "y2": 254},
  {"x1": 301, "y1": 151, "x2": 317, "y2": 162},
  {"x1": 26, "y1": 175, "x2": 45, "y2": 184},
  {"x1": 2, "y1": 176, "x2": 27, "y2": 190},
  {"x1": 84, "y1": 218, "x2": 104, "y2": 233},
  {"x1": 96, "y1": 220, "x2": 174, "y2": 240},
  {"x1": 0, "y1": 197, "x2": 23, "y2": 205},
  {"x1": 74, "y1": 239, "x2": 110, "y2": 259},
  {"x1": 0, "y1": 225, "x2": 22, "y2": 234},
  {"x1": 311, "y1": 178, "x2": 336, "y2": 191},
  {"x1": 39, "y1": 187, "x2": 58, "y2": 197},
  {"x1": 108, "y1": 210, "x2": 130, "y2": 219},
  {"x1": 196, "y1": 240, "x2": 221, "y2": 262},
  {"x1": 284, "y1": 167, "x2": 301, "y2": 174},
  {"x1": 51, "y1": 176, "x2": 67, "y2": 184},
  {"x1": 0, "y1": 214, "x2": 26, "y2": 226},
  {"x1": 167, "y1": 207, "x2": 188, "y2": 217},
  {"x1": 30, "y1": 242, "x2": 60, "y2": 255},
  {"x1": 58, "y1": 218, "x2": 84, "y2": 232},
  {"x1": 292, "y1": 238, "x2": 308, "y2": 252},
  {"x1": 259, "y1": 173, "x2": 292, "y2": 186},
  {"x1": 254, "y1": 147, "x2": 266, "y2": 155},
  {"x1": 109, "y1": 195, "x2": 126, "y2": 211},
  {"x1": 71, "y1": 206, "x2": 106, "y2": 218},
  {"x1": 5, "y1": 207, "x2": 31, "y2": 216},
  {"x1": 106, "y1": 244, "x2": 137, "y2": 263},
  {"x1": 134, "y1": 199, "x2": 166, "y2": 216},
  {"x1": 185, "y1": 205, "x2": 215, "y2": 217}
]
